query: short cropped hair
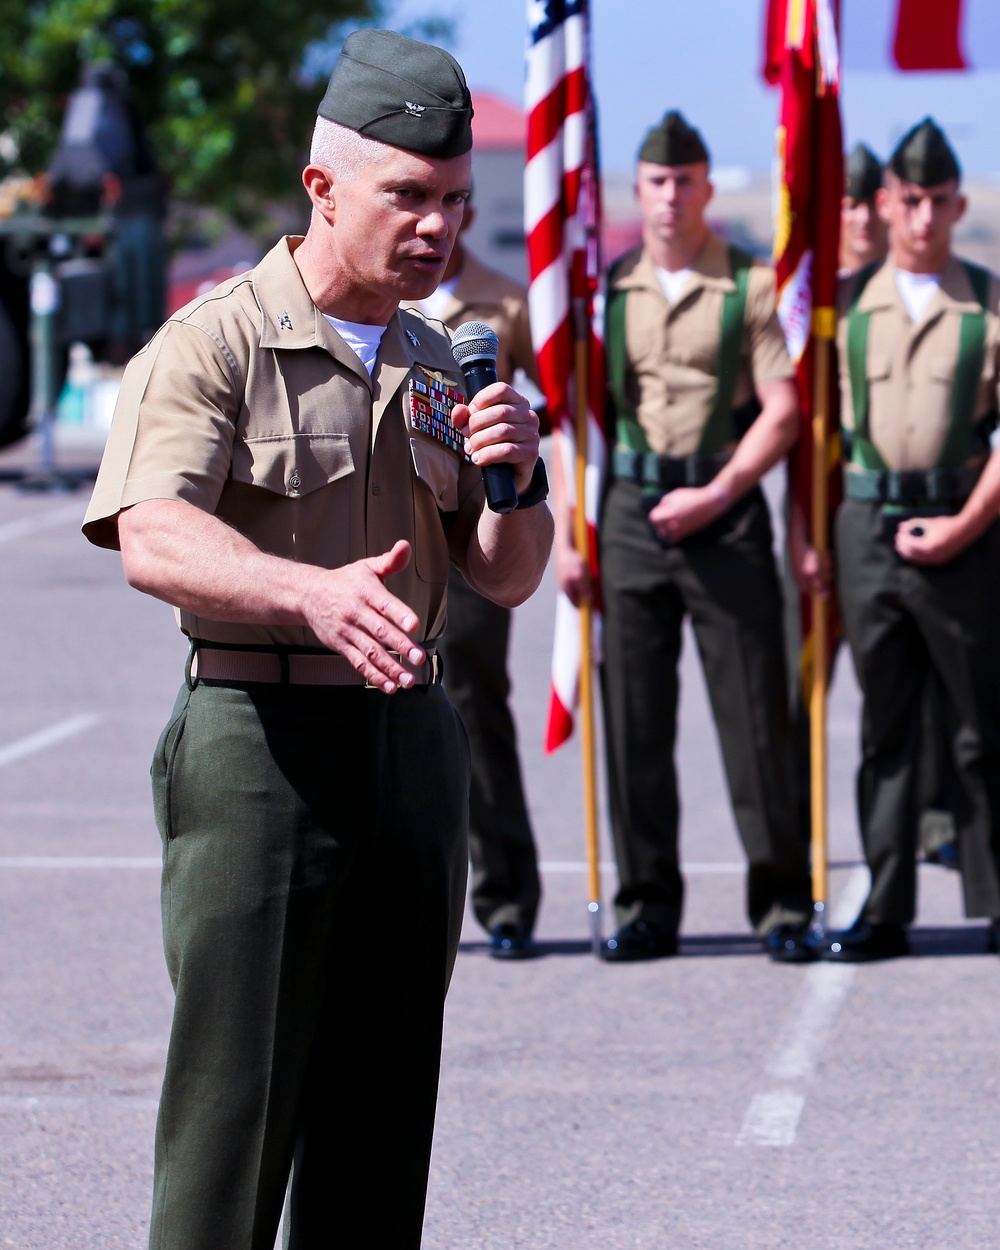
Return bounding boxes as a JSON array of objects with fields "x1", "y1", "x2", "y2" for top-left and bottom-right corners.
[{"x1": 309, "y1": 116, "x2": 390, "y2": 182}]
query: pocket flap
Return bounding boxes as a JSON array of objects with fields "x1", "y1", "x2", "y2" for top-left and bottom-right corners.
[
  {"x1": 866, "y1": 353, "x2": 891, "y2": 381},
  {"x1": 410, "y1": 437, "x2": 459, "y2": 512},
  {"x1": 930, "y1": 357, "x2": 955, "y2": 384},
  {"x1": 237, "y1": 433, "x2": 355, "y2": 497}
]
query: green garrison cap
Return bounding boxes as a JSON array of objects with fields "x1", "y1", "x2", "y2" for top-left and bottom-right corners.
[
  {"x1": 318, "y1": 29, "x2": 473, "y2": 158},
  {"x1": 845, "y1": 144, "x2": 883, "y2": 202},
  {"x1": 638, "y1": 110, "x2": 710, "y2": 167},
  {"x1": 889, "y1": 118, "x2": 961, "y2": 187}
]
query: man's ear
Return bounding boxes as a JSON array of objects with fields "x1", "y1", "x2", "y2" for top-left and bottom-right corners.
[
  {"x1": 875, "y1": 184, "x2": 891, "y2": 225},
  {"x1": 302, "y1": 164, "x2": 336, "y2": 221}
]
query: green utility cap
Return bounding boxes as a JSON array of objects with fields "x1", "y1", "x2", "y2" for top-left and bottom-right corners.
[
  {"x1": 638, "y1": 110, "x2": 710, "y2": 168},
  {"x1": 889, "y1": 118, "x2": 961, "y2": 187},
  {"x1": 318, "y1": 29, "x2": 473, "y2": 158},
  {"x1": 845, "y1": 143, "x2": 883, "y2": 202}
]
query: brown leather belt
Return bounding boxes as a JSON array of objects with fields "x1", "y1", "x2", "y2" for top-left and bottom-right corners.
[{"x1": 191, "y1": 644, "x2": 440, "y2": 688}]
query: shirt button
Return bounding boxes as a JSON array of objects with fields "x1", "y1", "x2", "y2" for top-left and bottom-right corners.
[
  {"x1": 371, "y1": 482, "x2": 381, "y2": 496},
  {"x1": 288, "y1": 470, "x2": 301, "y2": 492}
]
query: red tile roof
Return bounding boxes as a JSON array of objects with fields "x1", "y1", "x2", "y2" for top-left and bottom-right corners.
[{"x1": 470, "y1": 91, "x2": 525, "y2": 151}]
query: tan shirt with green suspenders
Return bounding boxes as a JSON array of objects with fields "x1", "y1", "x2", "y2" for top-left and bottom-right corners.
[
  {"x1": 838, "y1": 255, "x2": 1000, "y2": 517},
  {"x1": 605, "y1": 231, "x2": 794, "y2": 482}
]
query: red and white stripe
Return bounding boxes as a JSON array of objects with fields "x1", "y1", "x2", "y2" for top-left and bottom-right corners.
[
  {"x1": 525, "y1": 0, "x2": 606, "y2": 753},
  {"x1": 843, "y1": 0, "x2": 1000, "y2": 71}
]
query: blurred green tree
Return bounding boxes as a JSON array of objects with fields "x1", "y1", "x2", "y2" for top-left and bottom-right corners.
[{"x1": 0, "y1": 2, "x2": 451, "y2": 227}]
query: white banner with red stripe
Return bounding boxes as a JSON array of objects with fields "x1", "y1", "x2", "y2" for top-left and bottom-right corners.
[
  {"x1": 525, "y1": 0, "x2": 606, "y2": 753},
  {"x1": 843, "y1": 0, "x2": 1000, "y2": 70}
]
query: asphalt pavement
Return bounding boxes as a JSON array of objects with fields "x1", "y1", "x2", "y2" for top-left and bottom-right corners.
[{"x1": 1, "y1": 431, "x2": 997, "y2": 1250}]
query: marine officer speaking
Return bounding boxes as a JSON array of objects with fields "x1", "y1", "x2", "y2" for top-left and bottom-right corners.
[
  {"x1": 82, "y1": 29, "x2": 552, "y2": 1250},
  {"x1": 555, "y1": 111, "x2": 812, "y2": 963},
  {"x1": 818, "y1": 119, "x2": 1000, "y2": 961}
]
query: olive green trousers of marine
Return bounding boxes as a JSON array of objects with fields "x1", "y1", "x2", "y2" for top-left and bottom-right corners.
[
  {"x1": 149, "y1": 672, "x2": 470, "y2": 1250},
  {"x1": 439, "y1": 567, "x2": 541, "y2": 936},
  {"x1": 600, "y1": 479, "x2": 812, "y2": 938},
  {"x1": 836, "y1": 501, "x2": 1000, "y2": 924}
]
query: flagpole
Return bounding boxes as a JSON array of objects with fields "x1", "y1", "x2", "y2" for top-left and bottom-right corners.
[
  {"x1": 808, "y1": 324, "x2": 832, "y2": 939},
  {"x1": 572, "y1": 310, "x2": 602, "y2": 956}
]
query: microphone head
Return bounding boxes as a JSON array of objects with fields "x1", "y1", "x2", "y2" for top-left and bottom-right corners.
[{"x1": 451, "y1": 320, "x2": 499, "y2": 368}]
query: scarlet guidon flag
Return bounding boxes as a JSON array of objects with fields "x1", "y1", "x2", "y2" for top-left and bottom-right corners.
[
  {"x1": 764, "y1": 0, "x2": 844, "y2": 693},
  {"x1": 525, "y1": 0, "x2": 606, "y2": 752},
  {"x1": 842, "y1": 0, "x2": 1000, "y2": 71}
]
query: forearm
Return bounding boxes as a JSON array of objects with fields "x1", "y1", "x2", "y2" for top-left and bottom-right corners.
[
  {"x1": 953, "y1": 450, "x2": 1000, "y2": 546},
  {"x1": 118, "y1": 499, "x2": 312, "y2": 624},
  {"x1": 463, "y1": 498, "x2": 554, "y2": 608},
  {"x1": 711, "y1": 381, "x2": 799, "y2": 507}
]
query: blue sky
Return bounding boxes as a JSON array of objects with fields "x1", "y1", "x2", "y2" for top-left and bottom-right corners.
[{"x1": 385, "y1": 0, "x2": 1000, "y2": 178}]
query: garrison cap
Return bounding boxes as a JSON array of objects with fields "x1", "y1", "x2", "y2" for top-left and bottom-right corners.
[
  {"x1": 845, "y1": 143, "x2": 883, "y2": 202},
  {"x1": 318, "y1": 29, "x2": 473, "y2": 158},
  {"x1": 889, "y1": 118, "x2": 961, "y2": 187},
  {"x1": 638, "y1": 110, "x2": 710, "y2": 168}
]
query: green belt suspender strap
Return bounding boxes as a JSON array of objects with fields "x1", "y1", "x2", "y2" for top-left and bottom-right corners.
[
  {"x1": 846, "y1": 260, "x2": 991, "y2": 474},
  {"x1": 605, "y1": 245, "x2": 754, "y2": 457}
]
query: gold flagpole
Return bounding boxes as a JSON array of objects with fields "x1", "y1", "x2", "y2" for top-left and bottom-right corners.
[
  {"x1": 572, "y1": 323, "x2": 603, "y2": 955},
  {"x1": 808, "y1": 322, "x2": 833, "y2": 939}
]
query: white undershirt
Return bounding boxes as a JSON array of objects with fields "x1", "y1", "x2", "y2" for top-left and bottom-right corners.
[
  {"x1": 655, "y1": 266, "x2": 693, "y2": 305},
  {"x1": 895, "y1": 269, "x2": 941, "y2": 324},
  {"x1": 322, "y1": 314, "x2": 387, "y2": 376},
  {"x1": 414, "y1": 276, "x2": 459, "y2": 322}
]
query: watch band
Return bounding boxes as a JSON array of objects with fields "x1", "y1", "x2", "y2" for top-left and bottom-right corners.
[{"x1": 514, "y1": 457, "x2": 549, "y2": 510}]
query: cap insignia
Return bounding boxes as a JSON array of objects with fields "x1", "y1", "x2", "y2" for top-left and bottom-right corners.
[{"x1": 405, "y1": 101, "x2": 426, "y2": 117}]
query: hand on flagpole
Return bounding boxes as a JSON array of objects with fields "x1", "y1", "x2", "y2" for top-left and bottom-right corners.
[
  {"x1": 555, "y1": 531, "x2": 593, "y2": 606},
  {"x1": 788, "y1": 498, "x2": 832, "y2": 596}
]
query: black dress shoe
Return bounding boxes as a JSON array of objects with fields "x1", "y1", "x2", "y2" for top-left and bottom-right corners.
[
  {"x1": 763, "y1": 922, "x2": 816, "y2": 963},
  {"x1": 822, "y1": 921, "x2": 908, "y2": 962},
  {"x1": 489, "y1": 923, "x2": 536, "y2": 960},
  {"x1": 602, "y1": 920, "x2": 677, "y2": 963},
  {"x1": 987, "y1": 919, "x2": 1000, "y2": 954}
]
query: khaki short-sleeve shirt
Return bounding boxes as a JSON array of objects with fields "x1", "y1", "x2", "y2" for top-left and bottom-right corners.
[
  {"x1": 837, "y1": 255, "x2": 1000, "y2": 472},
  {"x1": 83, "y1": 236, "x2": 485, "y2": 646},
  {"x1": 609, "y1": 231, "x2": 794, "y2": 456}
]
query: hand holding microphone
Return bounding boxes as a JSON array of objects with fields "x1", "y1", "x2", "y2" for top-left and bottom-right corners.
[{"x1": 451, "y1": 320, "x2": 520, "y2": 513}]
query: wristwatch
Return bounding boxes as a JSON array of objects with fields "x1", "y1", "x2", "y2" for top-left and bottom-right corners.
[{"x1": 514, "y1": 458, "x2": 549, "y2": 510}]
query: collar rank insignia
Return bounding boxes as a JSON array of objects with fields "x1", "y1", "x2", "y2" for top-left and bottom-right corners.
[
  {"x1": 405, "y1": 328, "x2": 420, "y2": 348},
  {"x1": 408, "y1": 366, "x2": 470, "y2": 460},
  {"x1": 277, "y1": 310, "x2": 293, "y2": 330}
]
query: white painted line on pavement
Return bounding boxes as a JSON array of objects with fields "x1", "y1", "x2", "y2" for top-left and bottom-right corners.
[
  {"x1": 0, "y1": 713, "x2": 102, "y2": 769},
  {"x1": 0, "y1": 503, "x2": 84, "y2": 546},
  {"x1": 736, "y1": 1091, "x2": 806, "y2": 1147},
  {"x1": 0, "y1": 856, "x2": 159, "y2": 869},
  {"x1": 540, "y1": 860, "x2": 744, "y2": 874},
  {"x1": 737, "y1": 866, "x2": 870, "y2": 1149},
  {"x1": 0, "y1": 1094, "x2": 159, "y2": 1110}
]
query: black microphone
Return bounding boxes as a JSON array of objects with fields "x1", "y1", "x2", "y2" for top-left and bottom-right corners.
[{"x1": 451, "y1": 320, "x2": 519, "y2": 513}]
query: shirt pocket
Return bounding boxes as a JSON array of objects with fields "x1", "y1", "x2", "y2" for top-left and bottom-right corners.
[
  {"x1": 235, "y1": 432, "x2": 356, "y2": 497},
  {"x1": 410, "y1": 436, "x2": 460, "y2": 582}
]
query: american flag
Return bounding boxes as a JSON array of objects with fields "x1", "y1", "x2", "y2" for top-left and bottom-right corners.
[{"x1": 525, "y1": 0, "x2": 606, "y2": 753}]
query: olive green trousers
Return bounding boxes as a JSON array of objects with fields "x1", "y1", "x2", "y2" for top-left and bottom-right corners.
[
  {"x1": 600, "y1": 480, "x2": 812, "y2": 938},
  {"x1": 149, "y1": 672, "x2": 469, "y2": 1250},
  {"x1": 836, "y1": 501, "x2": 1000, "y2": 924},
  {"x1": 439, "y1": 567, "x2": 541, "y2": 936}
]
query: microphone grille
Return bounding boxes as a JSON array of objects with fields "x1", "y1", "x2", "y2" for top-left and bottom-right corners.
[{"x1": 451, "y1": 320, "x2": 500, "y2": 366}]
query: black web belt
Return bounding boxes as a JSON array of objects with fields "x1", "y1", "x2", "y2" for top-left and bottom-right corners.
[
  {"x1": 612, "y1": 447, "x2": 731, "y2": 492},
  {"x1": 843, "y1": 464, "x2": 982, "y2": 507}
]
